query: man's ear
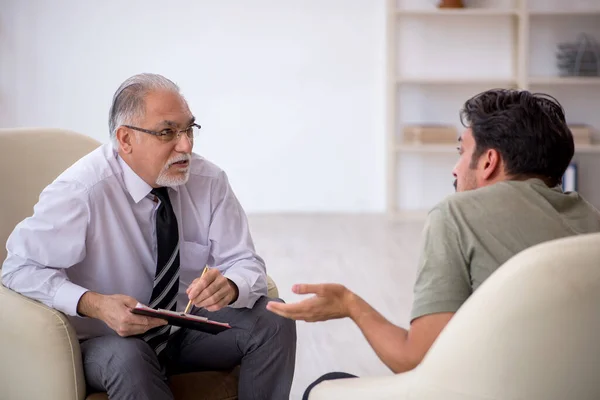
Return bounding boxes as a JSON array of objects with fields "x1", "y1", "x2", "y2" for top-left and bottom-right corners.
[
  {"x1": 481, "y1": 148, "x2": 501, "y2": 180},
  {"x1": 116, "y1": 126, "x2": 133, "y2": 154}
]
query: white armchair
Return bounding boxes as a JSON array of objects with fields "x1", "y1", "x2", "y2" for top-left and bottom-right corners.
[{"x1": 310, "y1": 232, "x2": 600, "y2": 400}]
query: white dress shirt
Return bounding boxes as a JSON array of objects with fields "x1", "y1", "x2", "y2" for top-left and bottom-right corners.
[{"x1": 2, "y1": 144, "x2": 267, "y2": 340}]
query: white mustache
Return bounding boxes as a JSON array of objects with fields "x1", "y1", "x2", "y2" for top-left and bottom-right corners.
[{"x1": 165, "y1": 154, "x2": 191, "y2": 169}]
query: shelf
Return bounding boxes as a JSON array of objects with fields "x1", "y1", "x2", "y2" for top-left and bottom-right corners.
[
  {"x1": 575, "y1": 144, "x2": 600, "y2": 154},
  {"x1": 529, "y1": 77, "x2": 600, "y2": 85},
  {"x1": 397, "y1": 77, "x2": 518, "y2": 85},
  {"x1": 396, "y1": 9, "x2": 518, "y2": 17},
  {"x1": 396, "y1": 77, "x2": 600, "y2": 86},
  {"x1": 396, "y1": 144, "x2": 456, "y2": 153},
  {"x1": 528, "y1": 10, "x2": 600, "y2": 16},
  {"x1": 389, "y1": 209, "x2": 430, "y2": 221},
  {"x1": 396, "y1": 8, "x2": 600, "y2": 17},
  {"x1": 395, "y1": 144, "x2": 600, "y2": 154}
]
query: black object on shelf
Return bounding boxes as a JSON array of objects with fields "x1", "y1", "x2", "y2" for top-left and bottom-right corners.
[{"x1": 556, "y1": 34, "x2": 600, "y2": 77}]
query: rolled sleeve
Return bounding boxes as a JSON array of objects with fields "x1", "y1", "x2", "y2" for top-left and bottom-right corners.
[{"x1": 410, "y1": 205, "x2": 472, "y2": 322}]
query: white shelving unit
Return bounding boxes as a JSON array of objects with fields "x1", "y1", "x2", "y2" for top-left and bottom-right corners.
[
  {"x1": 386, "y1": 0, "x2": 600, "y2": 219},
  {"x1": 528, "y1": 77, "x2": 600, "y2": 85}
]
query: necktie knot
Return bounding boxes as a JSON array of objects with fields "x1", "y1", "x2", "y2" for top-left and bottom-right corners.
[{"x1": 151, "y1": 187, "x2": 170, "y2": 205}]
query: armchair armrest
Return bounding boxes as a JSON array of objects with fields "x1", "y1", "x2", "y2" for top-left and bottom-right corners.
[
  {"x1": 0, "y1": 283, "x2": 86, "y2": 400},
  {"x1": 309, "y1": 371, "x2": 415, "y2": 400},
  {"x1": 266, "y1": 275, "x2": 279, "y2": 299}
]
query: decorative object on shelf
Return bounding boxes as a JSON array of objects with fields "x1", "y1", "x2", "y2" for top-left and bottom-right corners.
[
  {"x1": 562, "y1": 163, "x2": 578, "y2": 193},
  {"x1": 556, "y1": 34, "x2": 600, "y2": 77},
  {"x1": 436, "y1": 0, "x2": 465, "y2": 8},
  {"x1": 402, "y1": 124, "x2": 458, "y2": 145},
  {"x1": 568, "y1": 124, "x2": 594, "y2": 145}
]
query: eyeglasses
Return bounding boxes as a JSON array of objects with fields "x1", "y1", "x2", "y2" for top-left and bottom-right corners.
[{"x1": 123, "y1": 123, "x2": 201, "y2": 142}]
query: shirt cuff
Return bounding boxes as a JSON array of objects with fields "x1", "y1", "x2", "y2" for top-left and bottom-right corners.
[
  {"x1": 53, "y1": 280, "x2": 89, "y2": 317},
  {"x1": 224, "y1": 272, "x2": 251, "y2": 309}
]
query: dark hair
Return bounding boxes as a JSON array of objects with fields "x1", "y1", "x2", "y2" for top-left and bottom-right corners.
[{"x1": 460, "y1": 88, "x2": 574, "y2": 187}]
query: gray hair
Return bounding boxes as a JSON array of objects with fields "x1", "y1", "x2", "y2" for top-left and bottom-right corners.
[{"x1": 108, "y1": 73, "x2": 180, "y2": 147}]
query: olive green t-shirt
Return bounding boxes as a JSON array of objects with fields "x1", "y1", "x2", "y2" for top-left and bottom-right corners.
[{"x1": 410, "y1": 178, "x2": 600, "y2": 321}]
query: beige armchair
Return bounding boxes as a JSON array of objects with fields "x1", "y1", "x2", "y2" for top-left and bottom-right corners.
[
  {"x1": 310, "y1": 232, "x2": 600, "y2": 400},
  {"x1": 0, "y1": 127, "x2": 279, "y2": 400}
]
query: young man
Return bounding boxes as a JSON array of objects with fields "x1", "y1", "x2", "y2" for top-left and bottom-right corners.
[
  {"x1": 266, "y1": 88, "x2": 600, "y2": 398},
  {"x1": 2, "y1": 73, "x2": 296, "y2": 400}
]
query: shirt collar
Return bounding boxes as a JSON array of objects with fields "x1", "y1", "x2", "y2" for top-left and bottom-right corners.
[
  {"x1": 117, "y1": 154, "x2": 153, "y2": 204},
  {"x1": 116, "y1": 153, "x2": 181, "y2": 203}
]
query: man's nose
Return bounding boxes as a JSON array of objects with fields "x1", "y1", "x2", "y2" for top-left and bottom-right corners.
[
  {"x1": 451, "y1": 162, "x2": 460, "y2": 177},
  {"x1": 175, "y1": 133, "x2": 192, "y2": 153}
]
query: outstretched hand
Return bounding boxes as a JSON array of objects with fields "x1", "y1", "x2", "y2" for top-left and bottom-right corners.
[{"x1": 266, "y1": 283, "x2": 355, "y2": 322}]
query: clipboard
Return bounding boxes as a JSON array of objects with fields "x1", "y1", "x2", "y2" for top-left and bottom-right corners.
[{"x1": 131, "y1": 303, "x2": 231, "y2": 334}]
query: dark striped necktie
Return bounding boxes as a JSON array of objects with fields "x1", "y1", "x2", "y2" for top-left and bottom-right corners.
[{"x1": 141, "y1": 187, "x2": 180, "y2": 356}]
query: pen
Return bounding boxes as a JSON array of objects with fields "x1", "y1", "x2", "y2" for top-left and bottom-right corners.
[{"x1": 184, "y1": 265, "x2": 208, "y2": 314}]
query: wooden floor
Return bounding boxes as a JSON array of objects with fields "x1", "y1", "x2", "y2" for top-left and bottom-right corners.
[{"x1": 247, "y1": 214, "x2": 426, "y2": 400}]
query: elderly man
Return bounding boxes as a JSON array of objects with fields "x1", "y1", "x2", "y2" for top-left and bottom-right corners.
[
  {"x1": 266, "y1": 88, "x2": 600, "y2": 398},
  {"x1": 2, "y1": 73, "x2": 296, "y2": 400}
]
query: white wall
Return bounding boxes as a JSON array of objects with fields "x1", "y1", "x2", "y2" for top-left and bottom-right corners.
[
  {"x1": 2, "y1": 0, "x2": 599, "y2": 213},
  {"x1": 0, "y1": 0, "x2": 387, "y2": 213}
]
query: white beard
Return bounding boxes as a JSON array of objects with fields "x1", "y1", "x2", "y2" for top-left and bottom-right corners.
[{"x1": 155, "y1": 154, "x2": 191, "y2": 187}]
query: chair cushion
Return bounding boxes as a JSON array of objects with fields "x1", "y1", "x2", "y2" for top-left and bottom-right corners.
[{"x1": 86, "y1": 367, "x2": 240, "y2": 400}]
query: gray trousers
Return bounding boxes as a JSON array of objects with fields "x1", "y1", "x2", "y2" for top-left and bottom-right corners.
[{"x1": 81, "y1": 296, "x2": 296, "y2": 400}]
